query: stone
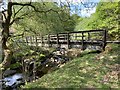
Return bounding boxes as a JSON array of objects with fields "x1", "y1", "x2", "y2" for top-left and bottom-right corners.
[{"x1": 3, "y1": 70, "x2": 16, "y2": 77}]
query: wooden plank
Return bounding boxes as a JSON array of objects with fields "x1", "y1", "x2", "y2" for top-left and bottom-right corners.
[
  {"x1": 70, "y1": 35, "x2": 86, "y2": 37},
  {"x1": 69, "y1": 29, "x2": 105, "y2": 34},
  {"x1": 50, "y1": 35, "x2": 57, "y2": 37},
  {"x1": 50, "y1": 41, "x2": 103, "y2": 46},
  {"x1": 106, "y1": 41, "x2": 120, "y2": 44}
]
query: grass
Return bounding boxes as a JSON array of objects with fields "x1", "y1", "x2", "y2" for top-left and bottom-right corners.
[{"x1": 22, "y1": 44, "x2": 120, "y2": 89}]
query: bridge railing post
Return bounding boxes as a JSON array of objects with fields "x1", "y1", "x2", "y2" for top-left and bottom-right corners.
[
  {"x1": 102, "y1": 30, "x2": 107, "y2": 51},
  {"x1": 88, "y1": 32, "x2": 90, "y2": 41},
  {"x1": 57, "y1": 34, "x2": 60, "y2": 48},
  {"x1": 41, "y1": 35, "x2": 43, "y2": 47},
  {"x1": 35, "y1": 36, "x2": 38, "y2": 47},
  {"x1": 29, "y1": 36, "x2": 32, "y2": 46},
  {"x1": 25, "y1": 37, "x2": 28, "y2": 45},
  {"x1": 81, "y1": 32, "x2": 84, "y2": 50},
  {"x1": 48, "y1": 34, "x2": 51, "y2": 48},
  {"x1": 67, "y1": 33, "x2": 70, "y2": 49}
]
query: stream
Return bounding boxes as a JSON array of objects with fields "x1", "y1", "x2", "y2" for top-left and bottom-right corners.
[
  {"x1": 0, "y1": 47, "x2": 69, "y2": 90},
  {"x1": 0, "y1": 73, "x2": 24, "y2": 90},
  {"x1": 0, "y1": 46, "x2": 101, "y2": 89}
]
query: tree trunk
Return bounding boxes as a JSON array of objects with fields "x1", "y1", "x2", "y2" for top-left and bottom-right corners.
[
  {"x1": 1, "y1": 24, "x2": 13, "y2": 69},
  {"x1": 1, "y1": 2, "x2": 13, "y2": 69}
]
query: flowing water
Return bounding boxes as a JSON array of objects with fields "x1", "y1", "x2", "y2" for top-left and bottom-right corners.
[
  {"x1": 0, "y1": 47, "x2": 69, "y2": 89},
  {"x1": 1, "y1": 73, "x2": 25, "y2": 89}
]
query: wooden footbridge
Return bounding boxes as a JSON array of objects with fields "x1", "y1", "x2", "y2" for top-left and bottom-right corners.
[{"x1": 17, "y1": 29, "x2": 109, "y2": 51}]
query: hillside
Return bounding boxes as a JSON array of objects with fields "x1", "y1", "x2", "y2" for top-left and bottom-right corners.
[
  {"x1": 75, "y1": 1, "x2": 119, "y2": 40},
  {"x1": 23, "y1": 44, "x2": 120, "y2": 89}
]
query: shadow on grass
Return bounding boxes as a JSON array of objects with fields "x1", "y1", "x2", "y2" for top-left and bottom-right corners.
[
  {"x1": 80, "y1": 50, "x2": 101, "y2": 57},
  {"x1": 22, "y1": 88, "x2": 88, "y2": 90}
]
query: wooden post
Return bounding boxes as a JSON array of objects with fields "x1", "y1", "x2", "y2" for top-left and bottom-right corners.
[
  {"x1": 41, "y1": 35, "x2": 43, "y2": 47},
  {"x1": 49, "y1": 34, "x2": 52, "y2": 47},
  {"x1": 32, "y1": 36, "x2": 34, "y2": 46},
  {"x1": 30, "y1": 36, "x2": 32, "y2": 46},
  {"x1": 67, "y1": 33, "x2": 70, "y2": 49},
  {"x1": 25, "y1": 37, "x2": 28, "y2": 45},
  {"x1": 88, "y1": 32, "x2": 90, "y2": 41},
  {"x1": 103, "y1": 30, "x2": 107, "y2": 51},
  {"x1": 57, "y1": 34, "x2": 59, "y2": 47},
  {"x1": 48, "y1": 34, "x2": 50, "y2": 47},
  {"x1": 35, "y1": 36, "x2": 38, "y2": 46},
  {"x1": 75, "y1": 33, "x2": 77, "y2": 40},
  {"x1": 81, "y1": 32, "x2": 84, "y2": 50},
  {"x1": 32, "y1": 36, "x2": 34, "y2": 45}
]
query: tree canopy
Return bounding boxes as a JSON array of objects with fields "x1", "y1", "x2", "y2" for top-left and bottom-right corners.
[
  {"x1": 75, "y1": 1, "x2": 119, "y2": 40},
  {"x1": 12, "y1": 2, "x2": 79, "y2": 36}
]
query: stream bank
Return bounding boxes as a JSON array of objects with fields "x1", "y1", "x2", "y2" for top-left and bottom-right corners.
[
  {"x1": 1, "y1": 47, "x2": 70, "y2": 89},
  {"x1": 1, "y1": 45, "x2": 102, "y2": 89}
]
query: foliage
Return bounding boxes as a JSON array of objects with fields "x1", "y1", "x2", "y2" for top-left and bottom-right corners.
[
  {"x1": 8, "y1": 62, "x2": 22, "y2": 70},
  {"x1": 12, "y1": 2, "x2": 79, "y2": 36},
  {"x1": 75, "y1": 15, "x2": 97, "y2": 31},
  {"x1": 75, "y1": 1, "x2": 119, "y2": 40},
  {"x1": 92, "y1": 1, "x2": 119, "y2": 40},
  {"x1": 23, "y1": 44, "x2": 120, "y2": 88}
]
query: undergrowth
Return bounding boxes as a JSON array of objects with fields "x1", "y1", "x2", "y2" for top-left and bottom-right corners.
[{"x1": 22, "y1": 44, "x2": 120, "y2": 89}]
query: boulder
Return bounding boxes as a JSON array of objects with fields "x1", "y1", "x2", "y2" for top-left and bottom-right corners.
[{"x1": 3, "y1": 70, "x2": 16, "y2": 77}]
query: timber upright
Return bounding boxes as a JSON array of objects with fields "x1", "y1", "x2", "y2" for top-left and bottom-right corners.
[{"x1": 102, "y1": 29, "x2": 107, "y2": 51}]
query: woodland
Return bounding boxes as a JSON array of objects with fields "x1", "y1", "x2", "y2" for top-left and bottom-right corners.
[{"x1": 0, "y1": 0, "x2": 119, "y2": 89}]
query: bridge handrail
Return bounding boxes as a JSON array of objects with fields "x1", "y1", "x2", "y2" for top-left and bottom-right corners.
[{"x1": 16, "y1": 29, "x2": 107, "y2": 50}]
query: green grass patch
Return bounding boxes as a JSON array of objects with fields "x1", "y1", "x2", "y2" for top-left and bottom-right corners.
[{"x1": 23, "y1": 44, "x2": 120, "y2": 89}]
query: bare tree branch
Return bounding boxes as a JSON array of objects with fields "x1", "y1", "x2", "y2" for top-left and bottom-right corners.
[
  {"x1": 13, "y1": 5, "x2": 24, "y2": 19},
  {"x1": 8, "y1": 1, "x2": 73, "y2": 27},
  {"x1": 1, "y1": 8, "x2": 7, "y2": 20},
  {"x1": 13, "y1": 6, "x2": 15, "y2": 16},
  {"x1": 10, "y1": 17, "x2": 23, "y2": 25},
  {"x1": 11, "y1": 2, "x2": 37, "y2": 11},
  {"x1": 11, "y1": 32, "x2": 25, "y2": 38}
]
